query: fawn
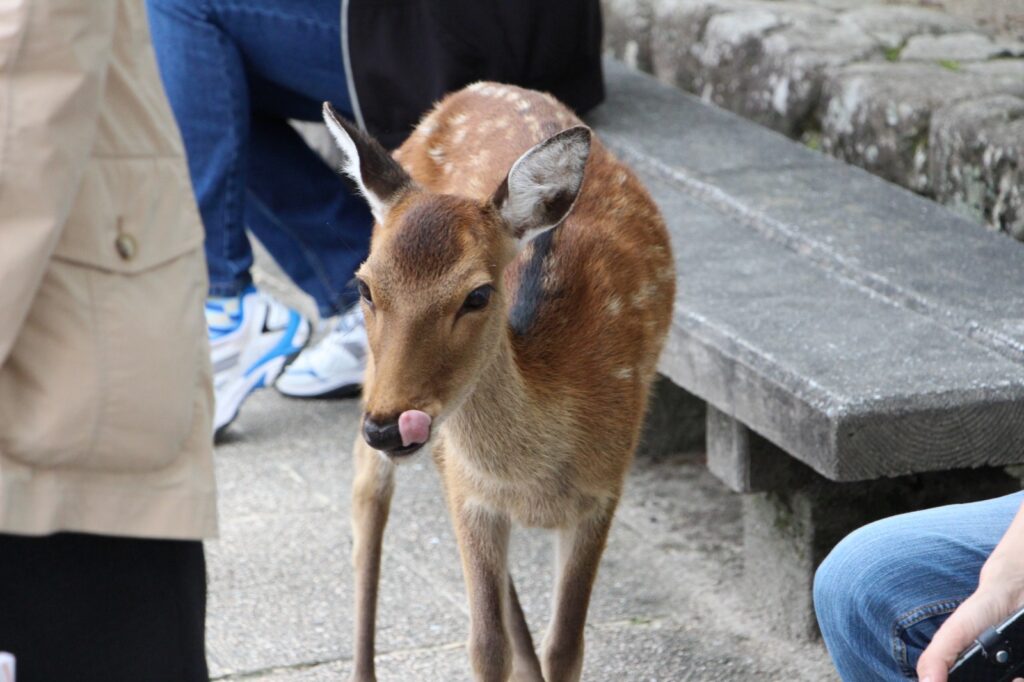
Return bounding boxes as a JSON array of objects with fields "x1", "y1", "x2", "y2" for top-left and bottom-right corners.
[{"x1": 322, "y1": 82, "x2": 674, "y2": 682}]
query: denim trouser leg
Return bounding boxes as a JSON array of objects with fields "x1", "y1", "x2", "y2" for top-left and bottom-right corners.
[
  {"x1": 146, "y1": 0, "x2": 370, "y2": 316},
  {"x1": 814, "y1": 491, "x2": 1024, "y2": 680}
]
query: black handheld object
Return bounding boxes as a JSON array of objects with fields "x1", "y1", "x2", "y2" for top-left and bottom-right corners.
[{"x1": 949, "y1": 605, "x2": 1024, "y2": 681}]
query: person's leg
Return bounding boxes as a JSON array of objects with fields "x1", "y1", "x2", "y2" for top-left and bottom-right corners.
[
  {"x1": 814, "y1": 491, "x2": 1024, "y2": 681},
  {"x1": 0, "y1": 532, "x2": 207, "y2": 682},
  {"x1": 146, "y1": 0, "x2": 369, "y2": 315},
  {"x1": 246, "y1": 106, "x2": 371, "y2": 316}
]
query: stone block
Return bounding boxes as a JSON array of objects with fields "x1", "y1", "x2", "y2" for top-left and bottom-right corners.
[
  {"x1": 901, "y1": 31, "x2": 1024, "y2": 62},
  {"x1": 820, "y1": 60, "x2": 1024, "y2": 194},
  {"x1": 930, "y1": 94, "x2": 1024, "y2": 241},
  {"x1": 836, "y1": 5, "x2": 973, "y2": 50},
  {"x1": 649, "y1": 0, "x2": 739, "y2": 94}
]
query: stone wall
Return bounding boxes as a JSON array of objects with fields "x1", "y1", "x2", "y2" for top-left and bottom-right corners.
[{"x1": 604, "y1": 0, "x2": 1024, "y2": 240}]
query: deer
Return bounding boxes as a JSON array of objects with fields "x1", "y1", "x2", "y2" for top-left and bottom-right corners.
[{"x1": 321, "y1": 81, "x2": 675, "y2": 682}]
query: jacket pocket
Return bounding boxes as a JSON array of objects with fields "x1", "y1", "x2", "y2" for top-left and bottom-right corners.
[{"x1": 0, "y1": 247, "x2": 209, "y2": 472}]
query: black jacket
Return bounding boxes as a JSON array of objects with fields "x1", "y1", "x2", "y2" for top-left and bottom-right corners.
[{"x1": 343, "y1": 0, "x2": 604, "y2": 149}]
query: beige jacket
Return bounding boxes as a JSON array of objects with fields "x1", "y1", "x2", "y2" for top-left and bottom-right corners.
[{"x1": 0, "y1": 0, "x2": 217, "y2": 540}]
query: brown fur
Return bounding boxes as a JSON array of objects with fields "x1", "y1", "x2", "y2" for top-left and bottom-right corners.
[{"x1": 346, "y1": 83, "x2": 674, "y2": 682}]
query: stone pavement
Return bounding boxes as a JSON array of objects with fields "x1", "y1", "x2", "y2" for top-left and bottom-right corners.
[{"x1": 204, "y1": 389, "x2": 839, "y2": 681}]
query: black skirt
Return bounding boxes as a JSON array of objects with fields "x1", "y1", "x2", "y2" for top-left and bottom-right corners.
[{"x1": 0, "y1": 532, "x2": 207, "y2": 682}]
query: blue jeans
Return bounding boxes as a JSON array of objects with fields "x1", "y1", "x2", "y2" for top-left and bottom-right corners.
[
  {"x1": 146, "y1": 0, "x2": 372, "y2": 316},
  {"x1": 814, "y1": 491, "x2": 1024, "y2": 680}
]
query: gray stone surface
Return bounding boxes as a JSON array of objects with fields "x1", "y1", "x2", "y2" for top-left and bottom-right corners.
[
  {"x1": 930, "y1": 95, "x2": 1024, "y2": 240},
  {"x1": 888, "y1": 0, "x2": 1024, "y2": 41},
  {"x1": 588, "y1": 61, "x2": 1024, "y2": 482},
  {"x1": 206, "y1": 390, "x2": 836, "y2": 680},
  {"x1": 836, "y1": 4, "x2": 973, "y2": 49},
  {"x1": 900, "y1": 31, "x2": 1024, "y2": 61},
  {"x1": 604, "y1": 0, "x2": 657, "y2": 72}
]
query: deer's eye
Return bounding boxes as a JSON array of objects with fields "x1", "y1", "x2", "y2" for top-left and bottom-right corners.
[
  {"x1": 356, "y1": 279, "x2": 373, "y2": 306},
  {"x1": 460, "y1": 285, "x2": 492, "y2": 313}
]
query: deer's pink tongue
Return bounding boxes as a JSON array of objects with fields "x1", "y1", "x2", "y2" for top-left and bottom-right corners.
[{"x1": 398, "y1": 410, "x2": 432, "y2": 447}]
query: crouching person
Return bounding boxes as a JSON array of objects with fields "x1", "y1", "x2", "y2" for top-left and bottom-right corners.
[
  {"x1": 815, "y1": 492, "x2": 1024, "y2": 681},
  {"x1": 0, "y1": 2, "x2": 216, "y2": 680}
]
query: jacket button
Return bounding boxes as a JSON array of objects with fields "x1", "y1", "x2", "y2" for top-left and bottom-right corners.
[{"x1": 115, "y1": 233, "x2": 137, "y2": 261}]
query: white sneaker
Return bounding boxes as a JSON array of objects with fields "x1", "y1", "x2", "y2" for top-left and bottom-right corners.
[
  {"x1": 207, "y1": 285, "x2": 310, "y2": 436},
  {"x1": 276, "y1": 304, "x2": 366, "y2": 398}
]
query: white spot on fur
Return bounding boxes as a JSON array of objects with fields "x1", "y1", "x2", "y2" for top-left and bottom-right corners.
[
  {"x1": 419, "y1": 116, "x2": 438, "y2": 136},
  {"x1": 470, "y1": 150, "x2": 490, "y2": 169},
  {"x1": 616, "y1": 170, "x2": 629, "y2": 185},
  {"x1": 451, "y1": 112, "x2": 469, "y2": 126},
  {"x1": 605, "y1": 295, "x2": 623, "y2": 316},
  {"x1": 453, "y1": 127, "x2": 468, "y2": 145},
  {"x1": 612, "y1": 366, "x2": 634, "y2": 380},
  {"x1": 523, "y1": 115, "x2": 542, "y2": 138},
  {"x1": 428, "y1": 146, "x2": 445, "y2": 164},
  {"x1": 631, "y1": 281, "x2": 657, "y2": 309}
]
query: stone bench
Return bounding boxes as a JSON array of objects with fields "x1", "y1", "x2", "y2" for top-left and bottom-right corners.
[{"x1": 588, "y1": 59, "x2": 1024, "y2": 639}]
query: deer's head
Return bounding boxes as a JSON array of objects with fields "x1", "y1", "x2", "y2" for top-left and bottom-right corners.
[{"x1": 323, "y1": 103, "x2": 590, "y2": 457}]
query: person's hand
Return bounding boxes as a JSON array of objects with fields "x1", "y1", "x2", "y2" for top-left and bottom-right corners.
[{"x1": 917, "y1": 534, "x2": 1024, "y2": 682}]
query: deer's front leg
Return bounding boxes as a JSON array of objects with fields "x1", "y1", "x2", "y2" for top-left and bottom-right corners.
[
  {"x1": 350, "y1": 437, "x2": 396, "y2": 682},
  {"x1": 542, "y1": 501, "x2": 617, "y2": 682},
  {"x1": 450, "y1": 495, "x2": 513, "y2": 681},
  {"x1": 506, "y1": 575, "x2": 544, "y2": 681}
]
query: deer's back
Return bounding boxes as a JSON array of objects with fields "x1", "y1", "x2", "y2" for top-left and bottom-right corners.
[{"x1": 397, "y1": 84, "x2": 675, "y2": 456}]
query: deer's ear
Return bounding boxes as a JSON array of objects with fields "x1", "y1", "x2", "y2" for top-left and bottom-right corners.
[
  {"x1": 323, "y1": 102, "x2": 412, "y2": 223},
  {"x1": 491, "y1": 126, "x2": 591, "y2": 249}
]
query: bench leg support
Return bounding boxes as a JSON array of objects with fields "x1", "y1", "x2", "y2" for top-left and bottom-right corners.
[{"x1": 708, "y1": 409, "x2": 1020, "y2": 641}]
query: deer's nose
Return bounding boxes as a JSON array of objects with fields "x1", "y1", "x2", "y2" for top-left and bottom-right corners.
[{"x1": 362, "y1": 414, "x2": 403, "y2": 452}]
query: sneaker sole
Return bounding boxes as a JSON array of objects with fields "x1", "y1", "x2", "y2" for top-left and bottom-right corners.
[{"x1": 276, "y1": 379, "x2": 363, "y2": 400}]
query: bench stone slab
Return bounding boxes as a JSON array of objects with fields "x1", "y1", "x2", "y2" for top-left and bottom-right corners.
[{"x1": 589, "y1": 60, "x2": 1024, "y2": 483}]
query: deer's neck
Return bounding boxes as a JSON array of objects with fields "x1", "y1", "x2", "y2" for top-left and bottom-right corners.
[{"x1": 444, "y1": 329, "x2": 547, "y2": 476}]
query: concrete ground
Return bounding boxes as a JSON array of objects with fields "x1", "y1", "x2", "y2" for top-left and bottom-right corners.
[{"x1": 204, "y1": 388, "x2": 839, "y2": 681}]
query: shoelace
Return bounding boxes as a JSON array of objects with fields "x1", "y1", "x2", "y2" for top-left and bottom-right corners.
[{"x1": 324, "y1": 306, "x2": 364, "y2": 346}]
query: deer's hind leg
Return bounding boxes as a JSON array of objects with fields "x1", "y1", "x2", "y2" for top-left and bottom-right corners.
[
  {"x1": 541, "y1": 499, "x2": 617, "y2": 682},
  {"x1": 350, "y1": 437, "x2": 396, "y2": 682}
]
